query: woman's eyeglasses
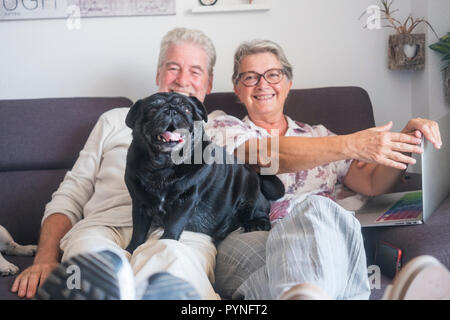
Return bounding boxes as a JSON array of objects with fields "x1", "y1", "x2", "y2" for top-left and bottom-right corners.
[{"x1": 237, "y1": 68, "x2": 286, "y2": 87}]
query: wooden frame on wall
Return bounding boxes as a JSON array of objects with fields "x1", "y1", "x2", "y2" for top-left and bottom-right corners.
[{"x1": 0, "y1": 0, "x2": 176, "y2": 21}]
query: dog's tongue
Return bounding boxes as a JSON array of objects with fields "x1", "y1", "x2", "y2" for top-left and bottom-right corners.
[{"x1": 161, "y1": 131, "x2": 183, "y2": 142}]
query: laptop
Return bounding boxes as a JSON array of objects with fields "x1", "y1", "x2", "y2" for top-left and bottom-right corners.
[{"x1": 355, "y1": 112, "x2": 450, "y2": 227}]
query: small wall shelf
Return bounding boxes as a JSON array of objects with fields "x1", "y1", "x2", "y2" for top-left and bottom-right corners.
[{"x1": 191, "y1": 4, "x2": 270, "y2": 14}]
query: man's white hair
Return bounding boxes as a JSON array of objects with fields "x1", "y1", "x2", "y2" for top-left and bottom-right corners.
[{"x1": 158, "y1": 27, "x2": 216, "y2": 78}]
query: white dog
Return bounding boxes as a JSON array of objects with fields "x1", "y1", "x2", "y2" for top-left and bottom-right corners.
[{"x1": 0, "y1": 225, "x2": 37, "y2": 276}]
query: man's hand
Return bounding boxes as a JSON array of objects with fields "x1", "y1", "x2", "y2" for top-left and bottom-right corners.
[
  {"x1": 10, "y1": 213, "x2": 71, "y2": 299},
  {"x1": 11, "y1": 260, "x2": 59, "y2": 299}
]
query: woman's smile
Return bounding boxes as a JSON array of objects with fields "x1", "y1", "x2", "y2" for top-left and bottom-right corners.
[
  {"x1": 253, "y1": 93, "x2": 275, "y2": 101},
  {"x1": 253, "y1": 93, "x2": 276, "y2": 101}
]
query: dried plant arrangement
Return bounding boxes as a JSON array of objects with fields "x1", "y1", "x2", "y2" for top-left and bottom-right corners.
[
  {"x1": 360, "y1": 0, "x2": 439, "y2": 70},
  {"x1": 360, "y1": 0, "x2": 439, "y2": 38}
]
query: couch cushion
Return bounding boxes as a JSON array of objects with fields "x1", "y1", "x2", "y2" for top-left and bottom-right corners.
[
  {"x1": 0, "y1": 97, "x2": 133, "y2": 244},
  {"x1": 0, "y1": 97, "x2": 132, "y2": 171},
  {"x1": 0, "y1": 256, "x2": 33, "y2": 300},
  {"x1": 0, "y1": 169, "x2": 67, "y2": 244}
]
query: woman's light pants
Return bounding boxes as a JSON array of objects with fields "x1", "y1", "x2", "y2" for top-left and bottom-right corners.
[{"x1": 214, "y1": 195, "x2": 371, "y2": 300}]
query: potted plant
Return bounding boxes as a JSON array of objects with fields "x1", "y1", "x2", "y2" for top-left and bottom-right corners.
[
  {"x1": 429, "y1": 33, "x2": 450, "y2": 104},
  {"x1": 360, "y1": 0, "x2": 439, "y2": 70}
]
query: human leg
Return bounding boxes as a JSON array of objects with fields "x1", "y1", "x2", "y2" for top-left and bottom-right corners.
[
  {"x1": 214, "y1": 228, "x2": 269, "y2": 299},
  {"x1": 35, "y1": 249, "x2": 135, "y2": 300},
  {"x1": 216, "y1": 196, "x2": 370, "y2": 300},
  {"x1": 142, "y1": 272, "x2": 201, "y2": 300},
  {"x1": 60, "y1": 224, "x2": 132, "y2": 262},
  {"x1": 264, "y1": 195, "x2": 370, "y2": 300},
  {"x1": 265, "y1": 195, "x2": 370, "y2": 299},
  {"x1": 235, "y1": 195, "x2": 370, "y2": 300},
  {"x1": 278, "y1": 283, "x2": 332, "y2": 300},
  {"x1": 35, "y1": 225, "x2": 133, "y2": 299},
  {"x1": 35, "y1": 248, "x2": 202, "y2": 300},
  {"x1": 130, "y1": 228, "x2": 220, "y2": 300}
]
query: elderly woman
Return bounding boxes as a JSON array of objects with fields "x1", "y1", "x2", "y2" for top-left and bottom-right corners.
[{"x1": 206, "y1": 39, "x2": 442, "y2": 300}]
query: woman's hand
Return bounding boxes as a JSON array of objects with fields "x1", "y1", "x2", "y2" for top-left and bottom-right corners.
[
  {"x1": 352, "y1": 118, "x2": 442, "y2": 170},
  {"x1": 11, "y1": 260, "x2": 59, "y2": 299},
  {"x1": 401, "y1": 118, "x2": 442, "y2": 149},
  {"x1": 346, "y1": 122, "x2": 424, "y2": 170}
]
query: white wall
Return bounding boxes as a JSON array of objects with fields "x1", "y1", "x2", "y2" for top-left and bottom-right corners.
[
  {"x1": 408, "y1": 0, "x2": 450, "y2": 173},
  {"x1": 411, "y1": 0, "x2": 449, "y2": 120},
  {"x1": 423, "y1": 0, "x2": 450, "y2": 121},
  {"x1": 1, "y1": 0, "x2": 449, "y2": 133}
]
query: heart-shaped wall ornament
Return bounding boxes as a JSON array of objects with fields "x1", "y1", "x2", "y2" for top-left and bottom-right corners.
[
  {"x1": 403, "y1": 44, "x2": 419, "y2": 59},
  {"x1": 388, "y1": 33, "x2": 425, "y2": 70}
]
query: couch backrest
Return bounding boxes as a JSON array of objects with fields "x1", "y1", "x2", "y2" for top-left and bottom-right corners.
[
  {"x1": 0, "y1": 87, "x2": 374, "y2": 244},
  {"x1": 0, "y1": 97, "x2": 132, "y2": 244},
  {"x1": 204, "y1": 86, "x2": 375, "y2": 135}
]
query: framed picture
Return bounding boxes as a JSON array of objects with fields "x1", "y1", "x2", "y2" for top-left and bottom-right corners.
[{"x1": 0, "y1": 0, "x2": 176, "y2": 21}]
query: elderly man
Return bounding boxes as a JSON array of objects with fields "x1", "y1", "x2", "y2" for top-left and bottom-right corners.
[{"x1": 12, "y1": 27, "x2": 220, "y2": 300}]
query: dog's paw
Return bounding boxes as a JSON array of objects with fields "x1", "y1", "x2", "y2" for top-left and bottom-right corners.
[
  {"x1": 7, "y1": 244, "x2": 37, "y2": 256},
  {"x1": 0, "y1": 262, "x2": 20, "y2": 277},
  {"x1": 244, "y1": 219, "x2": 271, "y2": 232},
  {"x1": 20, "y1": 245, "x2": 37, "y2": 256}
]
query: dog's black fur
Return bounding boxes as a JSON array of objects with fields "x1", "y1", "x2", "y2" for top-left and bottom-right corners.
[{"x1": 125, "y1": 92, "x2": 285, "y2": 253}]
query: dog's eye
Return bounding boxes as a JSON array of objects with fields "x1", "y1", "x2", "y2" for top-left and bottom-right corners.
[{"x1": 185, "y1": 107, "x2": 191, "y2": 114}]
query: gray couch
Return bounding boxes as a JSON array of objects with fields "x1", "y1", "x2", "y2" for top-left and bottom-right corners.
[{"x1": 1, "y1": 87, "x2": 448, "y2": 300}]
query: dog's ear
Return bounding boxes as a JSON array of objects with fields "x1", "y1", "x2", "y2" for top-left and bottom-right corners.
[
  {"x1": 126, "y1": 99, "x2": 143, "y2": 128},
  {"x1": 188, "y1": 96, "x2": 208, "y2": 123}
]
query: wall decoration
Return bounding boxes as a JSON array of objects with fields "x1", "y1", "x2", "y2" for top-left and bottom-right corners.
[
  {"x1": 360, "y1": 0, "x2": 438, "y2": 71},
  {"x1": 199, "y1": 0, "x2": 217, "y2": 6},
  {"x1": 192, "y1": 0, "x2": 270, "y2": 14},
  {"x1": 0, "y1": 0, "x2": 176, "y2": 21},
  {"x1": 388, "y1": 33, "x2": 425, "y2": 71}
]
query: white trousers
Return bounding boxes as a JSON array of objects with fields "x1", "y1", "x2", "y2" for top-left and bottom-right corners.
[
  {"x1": 60, "y1": 225, "x2": 220, "y2": 300},
  {"x1": 215, "y1": 195, "x2": 370, "y2": 300}
]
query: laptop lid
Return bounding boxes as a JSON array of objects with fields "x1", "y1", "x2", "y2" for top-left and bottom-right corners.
[
  {"x1": 355, "y1": 112, "x2": 450, "y2": 227},
  {"x1": 422, "y1": 112, "x2": 450, "y2": 221}
]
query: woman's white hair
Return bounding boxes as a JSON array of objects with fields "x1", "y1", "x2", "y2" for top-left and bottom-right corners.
[
  {"x1": 158, "y1": 27, "x2": 216, "y2": 78},
  {"x1": 232, "y1": 39, "x2": 293, "y2": 85}
]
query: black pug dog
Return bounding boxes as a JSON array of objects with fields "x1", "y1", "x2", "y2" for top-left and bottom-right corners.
[{"x1": 124, "y1": 92, "x2": 285, "y2": 253}]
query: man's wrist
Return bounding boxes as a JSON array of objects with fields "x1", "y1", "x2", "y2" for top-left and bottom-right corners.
[{"x1": 33, "y1": 248, "x2": 61, "y2": 264}]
